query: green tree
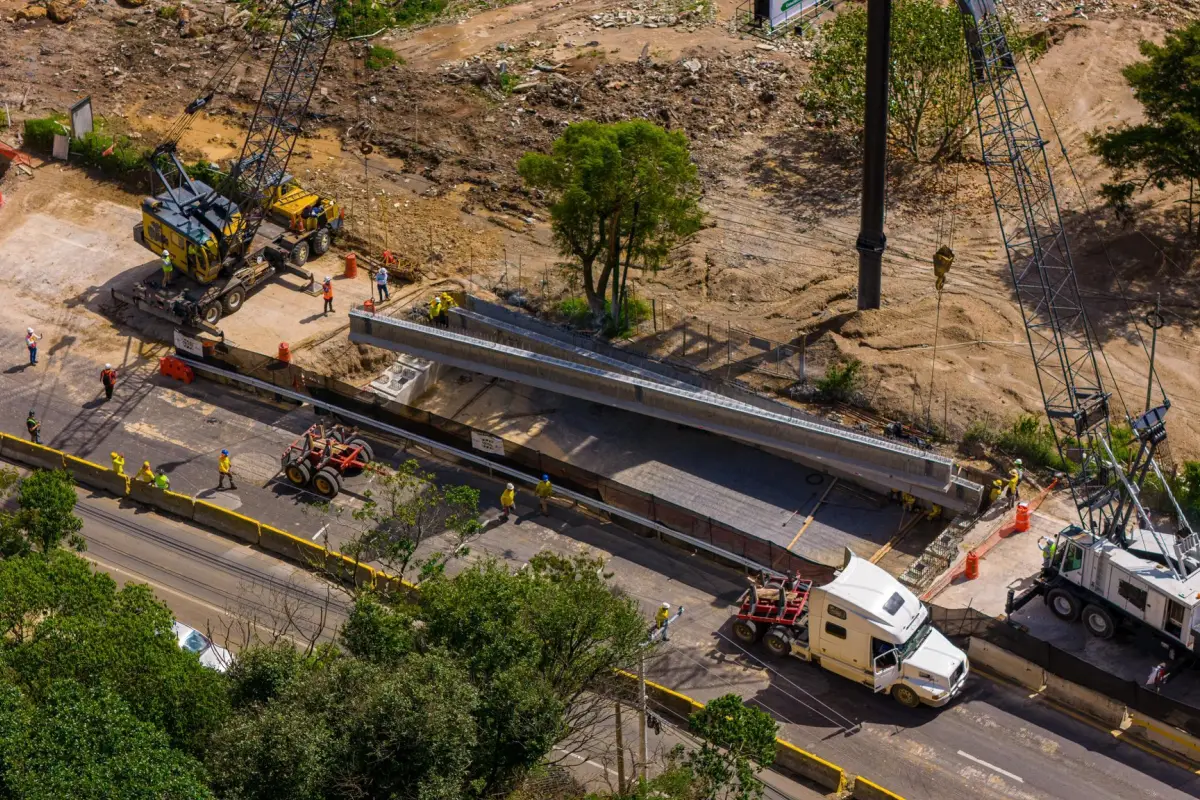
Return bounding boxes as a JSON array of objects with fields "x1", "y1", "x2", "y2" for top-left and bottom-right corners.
[
  {"x1": 1088, "y1": 23, "x2": 1200, "y2": 232},
  {"x1": 339, "y1": 459, "x2": 482, "y2": 584},
  {"x1": 0, "y1": 680, "x2": 213, "y2": 800},
  {"x1": 803, "y1": 0, "x2": 974, "y2": 163},
  {"x1": 15, "y1": 470, "x2": 85, "y2": 553},
  {"x1": 519, "y1": 120, "x2": 702, "y2": 330},
  {"x1": 686, "y1": 694, "x2": 778, "y2": 800}
]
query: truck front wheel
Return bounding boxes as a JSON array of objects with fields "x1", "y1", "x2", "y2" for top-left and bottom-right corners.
[
  {"x1": 290, "y1": 241, "x2": 310, "y2": 267},
  {"x1": 891, "y1": 684, "x2": 921, "y2": 709},
  {"x1": 1046, "y1": 588, "x2": 1081, "y2": 622},
  {"x1": 1082, "y1": 604, "x2": 1115, "y2": 639}
]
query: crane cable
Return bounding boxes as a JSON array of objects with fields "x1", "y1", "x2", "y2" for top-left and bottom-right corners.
[{"x1": 1008, "y1": 9, "x2": 1166, "y2": 420}]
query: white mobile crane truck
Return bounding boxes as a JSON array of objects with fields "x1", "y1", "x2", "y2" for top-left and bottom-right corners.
[
  {"x1": 734, "y1": 550, "x2": 969, "y2": 708},
  {"x1": 956, "y1": 0, "x2": 1200, "y2": 666}
]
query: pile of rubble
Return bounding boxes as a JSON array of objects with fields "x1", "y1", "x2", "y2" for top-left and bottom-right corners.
[{"x1": 588, "y1": 1, "x2": 711, "y2": 29}]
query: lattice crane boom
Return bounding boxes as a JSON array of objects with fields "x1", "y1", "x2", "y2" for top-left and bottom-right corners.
[{"x1": 957, "y1": 0, "x2": 1194, "y2": 573}]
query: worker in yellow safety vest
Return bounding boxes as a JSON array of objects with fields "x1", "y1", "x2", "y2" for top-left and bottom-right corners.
[
  {"x1": 111, "y1": 451, "x2": 125, "y2": 476},
  {"x1": 655, "y1": 602, "x2": 672, "y2": 642},
  {"x1": 900, "y1": 492, "x2": 916, "y2": 512},
  {"x1": 428, "y1": 294, "x2": 442, "y2": 322},
  {"x1": 135, "y1": 461, "x2": 155, "y2": 483},
  {"x1": 500, "y1": 482, "x2": 515, "y2": 519},
  {"x1": 535, "y1": 474, "x2": 553, "y2": 515},
  {"x1": 989, "y1": 479, "x2": 1004, "y2": 505},
  {"x1": 154, "y1": 469, "x2": 170, "y2": 491},
  {"x1": 1007, "y1": 468, "x2": 1020, "y2": 507}
]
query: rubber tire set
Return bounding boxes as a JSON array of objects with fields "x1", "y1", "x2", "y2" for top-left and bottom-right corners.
[
  {"x1": 282, "y1": 436, "x2": 373, "y2": 500},
  {"x1": 1046, "y1": 587, "x2": 1115, "y2": 640}
]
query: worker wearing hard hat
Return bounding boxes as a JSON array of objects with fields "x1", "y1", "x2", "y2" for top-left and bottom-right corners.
[
  {"x1": 1007, "y1": 468, "x2": 1021, "y2": 507},
  {"x1": 161, "y1": 249, "x2": 174, "y2": 288},
  {"x1": 535, "y1": 474, "x2": 553, "y2": 515},
  {"x1": 989, "y1": 479, "x2": 1004, "y2": 506},
  {"x1": 500, "y1": 482, "x2": 516, "y2": 520},
  {"x1": 655, "y1": 602, "x2": 672, "y2": 642},
  {"x1": 428, "y1": 294, "x2": 442, "y2": 322},
  {"x1": 110, "y1": 451, "x2": 125, "y2": 476},
  {"x1": 322, "y1": 276, "x2": 334, "y2": 315},
  {"x1": 135, "y1": 461, "x2": 155, "y2": 483}
]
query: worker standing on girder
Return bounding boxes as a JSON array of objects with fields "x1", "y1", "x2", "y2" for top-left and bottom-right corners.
[
  {"x1": 375, "y1": 266, "x2": 390, "y2": 301},
  {"x1": 428, "y1": 293, "x2": 443, "y2": 324}
]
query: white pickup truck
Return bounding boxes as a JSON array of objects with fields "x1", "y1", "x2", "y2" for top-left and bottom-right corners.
[{"x1": 733, "y1": 549, "x2": 969, "y2": 708}]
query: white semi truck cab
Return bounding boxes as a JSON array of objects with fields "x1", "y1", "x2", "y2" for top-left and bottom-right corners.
[{"x1": 733, "y1": 549, "x2": 969, "y2": 708}]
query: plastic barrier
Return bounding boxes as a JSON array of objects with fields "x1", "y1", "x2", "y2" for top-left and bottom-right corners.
[
  {"x1": 0, "y1": 434, "x2": 66, "y2": 471},
  {"x1": 64, "y1": 454, "x2": 129, "y2": 497},
  {"x1": 852, "y1": 776, "x2": 907, "y2": 800},
  {"x1": 129, "y1": 480, "x2": 197, "y2": 519},
  {"x1": 774, "y1": 739, "x2": 847, "y2": 793},
  {"x1": 193, "y1": 500, "x2": 260, "y2": 545}
]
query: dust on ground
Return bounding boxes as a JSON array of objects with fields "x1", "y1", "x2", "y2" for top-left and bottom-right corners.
[{"x1": 3, "y1": 0, "x2": 1200, "y2": 462}]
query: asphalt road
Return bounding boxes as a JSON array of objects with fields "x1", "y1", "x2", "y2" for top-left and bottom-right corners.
[{"x1": 3, "y1": 324, "x2": 1199, "y2": 799}]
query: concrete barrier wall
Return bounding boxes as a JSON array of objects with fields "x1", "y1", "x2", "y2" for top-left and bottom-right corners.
[
  {"x1": 967, "y1": 637, "x2": 1045, "y2": 692},
  {"x1": 1044, "y1": 673, "x2": 1130, "y2": 730},
  {"x1": 1, "y1": 434, "x2": 67, "y2": 471},
  {"x1": 130, "y1": 481, "x2": 197, "y2": 520},
  {"x1": 1127, "y1": 712, "x2": 1200, "y2": 762},
  {"x1": 194, "y1": 500, "x2": 260, "y2": 545},
  {"x1": 852, "y1": 776, "x2": 907, "y2": 800},
  {"x1": 774, "y1": 740, "x2": 846, "y2": 793},
  {"x1": 64, "y1": 455, "x2": 129, "y2": 497},
  {"x1": 260, "y1": 524, "x2": 324, "y2": 567}
]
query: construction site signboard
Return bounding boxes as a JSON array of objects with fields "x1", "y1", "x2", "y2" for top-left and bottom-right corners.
[
  {"x1": 470, "y1": 431, "x2": 506, "y2": 456},
  {"x1": 174, "y1": 330, "x2": 205, "y2": 357},
  {"x1": 766, "y1": 0, "x2": 821, "y2": 29}
]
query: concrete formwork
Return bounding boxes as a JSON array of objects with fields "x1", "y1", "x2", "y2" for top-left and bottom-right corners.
[{"x1": 348, "y1": 311, "x2": 984, "y2": 513}]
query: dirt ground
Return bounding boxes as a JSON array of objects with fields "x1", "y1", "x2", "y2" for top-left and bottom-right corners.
[{"x1": 3, "y1": 0, "x2": 1200, "y2": 465}]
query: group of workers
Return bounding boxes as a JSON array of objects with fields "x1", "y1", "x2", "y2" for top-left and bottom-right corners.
[
  {"x1": 498, "y1": 474, "x2": 555, "y2": 521},
  {"x1": 108, "y1": 448, "x2": 237, "y2": 493},
  {"x1": 988, "y1": 459, "x2": 1025, "y2": 508},
  {"x1": 428, "y1": 292, "x2": 457, "y2": 327}
]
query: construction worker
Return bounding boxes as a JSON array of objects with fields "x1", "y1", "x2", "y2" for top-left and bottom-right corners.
[
  {"x1": 322, "y1": 276, "x2": 334, "y2": 315},
  {"x1": 25, "y1": 410, "x2": 40, "y2": 444},
  {"x1": 153, "y1": 468, "x2": 170, "y2": 491},
  {"x1": 655, "y1": 601, "x2": 672, "y2": 642},
  {"x1": 437, "y1": 292, "x2": 455, "y2": 327},
  {"x1": 1007, "y1": 468, "x2": 1021, "y2": 507},
  {"x1": 1038, "y1": 536, "x2": 1057, "y2": 566},
  {"x1": 25, "y1": 327, "x2": 40, "y2": 366},
  {"x1": 1013, "y1": 458, "x2": 1025, "y2": 483},
  {"x1": 500, "y1": 482, "x2": 516, "y2": 519},
  {"x1": 135, "y1": 461, "x2": 155, "y2": 483},
  {"x1": 375, "y1": 265, "x2": 390, "y2": 301},
  {"x1": 925, "y1": 503, "x2": 943, "y2": 521},
  {"x1": 535, "y1": 473, "x2": 553, "y2": 515},
  {"x1": 110, "y1": 451, "x2": 125, "y2": 476},
  {"x1": 989, "y1": 479, "x2": 1005, "y2": 505},
  {"x1": 100, "y1": 363, "x2": 117, "y2": 401},
  {"x1": 900, "y1": 492, "x2": 916, "y2": 513},
  {"x1": 428, "y1": 293, "x2": 442, "y2": 323},
  {"x1": 160, "y1": 249, "x2": 174, "y2": 288},
  {"x1": 217, "y1": 448, "x2": 237, "y2": 490}
]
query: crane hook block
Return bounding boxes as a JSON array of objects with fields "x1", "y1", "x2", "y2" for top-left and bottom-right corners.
[{"x1": 933, "y1": 245, "x2": 955, "y2": 291}]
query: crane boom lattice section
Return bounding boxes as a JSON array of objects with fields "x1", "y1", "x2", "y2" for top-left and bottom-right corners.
[{"x1": 218, "y1": 0, "x2": 336, "y2": 260}]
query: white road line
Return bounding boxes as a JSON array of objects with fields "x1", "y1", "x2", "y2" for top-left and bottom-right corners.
[
  {"x1": 553, "y1": 748, "x2": 619, "y2": 777},
  {"x1": 311, "y1": 524, "x2": 328, "y2": 541},
  {"x1": 957, "y1": 750, "x2": 1024, "y2": 783}
]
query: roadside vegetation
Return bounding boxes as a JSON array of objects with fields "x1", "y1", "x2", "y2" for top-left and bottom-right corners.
[{"x1": 0, "y1": 464, "x2": 776, "y2": 800}]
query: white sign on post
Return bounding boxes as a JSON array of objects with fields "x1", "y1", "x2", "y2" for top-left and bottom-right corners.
[
  {"x1": 174, "y1": 329, "x2": 205, "y2": 357},
  {"x1": 767, "y1": 0, "x2": 820, "y2": 29},
  {"x1": 470, "y1": 431, "x2": 506, "y2": 457}
]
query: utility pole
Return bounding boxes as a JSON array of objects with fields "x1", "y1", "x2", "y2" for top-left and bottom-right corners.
[
  {"x1": 615, "y1": 701, "x2": 626, "y2": 791},
  {"x1": 637, "y1": 653, "x2": 648, "y2": 783},
  {"x1": 855, "y1": 0, "x2": 893, "y2": 311}
]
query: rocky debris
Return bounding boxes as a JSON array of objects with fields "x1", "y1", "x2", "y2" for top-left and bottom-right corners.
[
  {"x1": 588, "y1": 1, "x2": 712, "y2": 30},
  {"x1": 15, "y1": 4, "x2": 48, "y2": 20},
  {"x1": 47, "y1": 0, "x2": 84, "y2": 22}
]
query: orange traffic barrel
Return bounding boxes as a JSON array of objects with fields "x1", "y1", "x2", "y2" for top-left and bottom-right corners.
[
  {"x1": 344, "y1": 252, "x2": 358, "y2": 279},
  {"x1": 965, "y1": 551, "x2": 980, "y2": 580},
  {"x1": 363, "y1": 298, "x2": 376, "y2": 313},
  {"x1": 1015, "y1": 502, "x2": 1031, "y2": 532},
  {"x1": 278, "y1": 342, "x2": 291, "y2": 363}
]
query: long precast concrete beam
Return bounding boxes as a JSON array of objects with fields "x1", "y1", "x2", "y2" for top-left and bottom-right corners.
[{"x1": 348, "y1": 311, "x2": 983, "y2": 512}]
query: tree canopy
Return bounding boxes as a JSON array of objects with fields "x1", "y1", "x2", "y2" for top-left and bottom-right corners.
[
  {"x1": 1088, "y1": 22, "x2": 1200, "y2": 229},
  {"x1": 519, "y1": 120, "x2": 702, "y2": 330},
  {"x1": 802, "y1": 0, "x2": 975, "y2": 163}
]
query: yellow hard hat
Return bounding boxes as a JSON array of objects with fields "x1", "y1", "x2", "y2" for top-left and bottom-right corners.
[
  {"x1": 111, "y1": 452, "x2": 119, "y2": 458},
  {"x1": 143, "y1": 461, "x2": 152, "y2": 468},
  {"x1": 993, "y1": 479, "x2": 1003, "y2": 487}
]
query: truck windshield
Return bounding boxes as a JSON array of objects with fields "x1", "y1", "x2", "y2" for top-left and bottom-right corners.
[{"x1": 897, "y1": 619, "x2": 933, "y2": 661}]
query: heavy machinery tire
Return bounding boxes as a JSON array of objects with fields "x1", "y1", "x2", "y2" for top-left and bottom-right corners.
[
  {"x1": 284, "y1": 461, "x2": 311, "y2": 487},
  {"x1": 732, "y1": 619, "x2": 758, "y2": 644},
  {"x1": 1046, "y1": 588, "x2": 1081, "y2": 622},
  {"x1": 222, "y1": 286, "x2": 246, "y2": 315},
  {"x1": 312, "y1": 227, "x2": 332, "y2": 256},
  {"x1": 346, "y1": 437, "x2": 374, "y2": 466},
  {"x1": 202, "y1": 303, "x2": 222, "y2": 326},
  {"x1": 312, "y1": 467, "x2": 341, "y2": 499},
  {"x1": 891, "y1": 684, "x2": 922, "y2": 709},
  {"x1": 290, "y1": 240, "x2": 309, "y2": 267},
  {"x1": 764, "y1": 627, "x2": 791, "y2": 657},
  {"x1": 1082, "y1": 604, "x2": 1115, "y2": 639}
]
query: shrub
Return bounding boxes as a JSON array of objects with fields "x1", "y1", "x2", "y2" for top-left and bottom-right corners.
[
  {"x1": 814, "y1": 359, "x2": 864, "y2": 403},
  {"x1": 391, "y1": 0, "x2": 446, "y2": 27},
  {"x1": 963, "y1": 419, "x2": 994, "y2": 448},
  {"x1": 557, "y1": 296, "x2": 591, "y2": 327},
  {"x1": 23, "y1": 117, "x2": 69, "y2": 153},
  {"x1": 498, "y1": 70, "x2": 518, "y2": 95},
  {"x1": 334, "y1": 0, "x2": 394, "y2": 36},
  {"x1": 365, "y1": 45, "x2": 399, "y2": 70},
  {"x1": 72, "y1": 132, "x2": 149, "y2": 177},
  {"x1": 995, "y1": 414, "x2": 1069, "y2": 471},
  {"x1": 156, "y1": 4, "x2": 179, "y2": 19}
]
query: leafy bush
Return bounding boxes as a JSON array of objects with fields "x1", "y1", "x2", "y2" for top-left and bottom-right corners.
[
  {"x1": 72, "y1": 132, "x2": 149, "y2": 177},
  {"x1": 498, "y1": 70, "x2": 518, "y2": 95},
  {"x1": 23, "y1": 116, "x2": 69, "y2": 153},
  {"x1": 555, "y1": 294, "x2": 648, "y2": 333},
  {"x1": 814, "y1": 358, "x2": 864, "y2": 403},
  {"x1": 156, "y1": 4, "x2": 179, "y2": 19},
  {"x1": 556, "y1": 296, "x2": 591, "y2": 327},
  {"x1": 334, "y1": 0, "x2": 394, "y2": 36},
  {"x1": 391, "y1": 0, "x2": 446, "y2": 27},
  {"x1": 184, "y1": 160, "x2": 224, "y2": 186},
  {"x1": 365, "y1": 44, "x2": 400, "y2": 70},
  {"x1": 995, "y1": 414, "x2": 1070, "y2": 471}
]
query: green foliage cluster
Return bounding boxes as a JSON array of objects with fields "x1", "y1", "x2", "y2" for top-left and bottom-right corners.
[
  {"x1": 0, "y1": 470, "x2": 85, "y2": 557},
  {"x1": 334, "y1": 0, "x2": 446, "y2": 37},
  {"x1": 365, "y1": 44, "x2": 400, "y2": 70},
  {"x1": 21, "y1": 116, "x2": 148, "y2": 178},
  {"x1": 557, "y1": 294, "x2": 649, "y2": 334},
  {"x1": 156, "y1": 4, "x2": 179, "y2": 19},
  {"x1": 22, "y1": 117, "x2": 68, "y2": 153},
  {"x1": 814, "y1": 358, "x2": 864, "y2": 403},
  {"x1": 519, "y1": 120, "x2": 702, "y2": 334},
  {"x1": 802, "y1": 0, "x2": 975, "y2": 163},
  {"x1": 1088, "y1": 22, "x2": 1200, "y2": 228},
  {"x1": 981, "y1": 414, "x2": 1070, "y2": 472}
]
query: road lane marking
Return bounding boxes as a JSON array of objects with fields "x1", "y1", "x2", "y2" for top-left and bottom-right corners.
[
  {"x1": 553, "y1": 748, "x2": 618, "y2": 777},
  {"x1": 312, "y1": 524, "x2": 329, "y2": 541},
  {"x1": 957, "y1": 750, "x2": 1024, "y2": 783}
]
